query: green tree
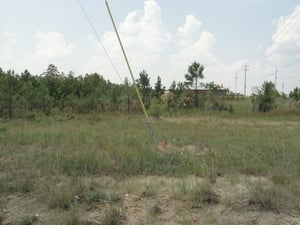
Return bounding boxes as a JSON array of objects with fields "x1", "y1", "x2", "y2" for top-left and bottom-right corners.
[
  {"x1": 123, "y1": 77, "x2": 135, "y2": 112},
  {"x1": 184, "y1": 61, "x2": 204, "y2": 107},
  {"x1": 19, "y1": 70, "x2": 37, "y2": 111},
  {"x1": 41, "y1": 64, "x2": 62, "y2": 108},
  {"x1": 254, "y1": 81, "x2": 279, "y2": 112},
  {"x1": 109, "y1": 84, "x2": 122, "y2": 112},
  {"x1": 136, "y1": 70, "x2": 151, "y2": 108},
  {"x1": 205, "y1": 82, "x2": 221, "y2": 93},
  {"x1": 0, "y1": 70, "x2": 21, "y2": 119},
  {"x1": 289, "y1": 87, "x2": 300, "y2": 101},
  {"x1": 154, "y1": 76, "x2": 165, "y2": 101},
  {"x1": 168, "y1": 81, "x2": 185, "y2": 109}
]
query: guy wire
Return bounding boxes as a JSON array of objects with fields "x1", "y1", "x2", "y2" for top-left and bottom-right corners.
[
  {"x1": 105, "y1": 0, "x2": 159, "y2": 143},
  {"x1": 77, "y1": 0, "x2": 123, "y2": 83}
]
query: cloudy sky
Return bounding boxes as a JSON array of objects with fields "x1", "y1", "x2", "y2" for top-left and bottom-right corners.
[{"x1": 1, "y1": 0, "x2": 299, "y2": 94}]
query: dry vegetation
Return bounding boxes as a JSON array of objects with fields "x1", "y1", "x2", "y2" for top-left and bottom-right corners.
[{"x1": 1, "y1": 111, "x2": 300, "y2": 225}]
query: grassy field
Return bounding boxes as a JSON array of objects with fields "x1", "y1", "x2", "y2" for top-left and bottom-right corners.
[{"x1": 1, "y1": 111, "x2": 300, "y2": 224}]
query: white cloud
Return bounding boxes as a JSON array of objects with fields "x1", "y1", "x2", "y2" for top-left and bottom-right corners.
[
  {"x1": 1, "y1": 31, "x2": 77, "y2": 74},
  {"x1": 168, "y1": 14, "x2": 220, "y2": 86},
  {"x1": 0, "y1": 31, "x2": 18, "y2": 53},
  {"x1": 86, "y1": 0, "x2": 172, "y2": 81},
  {"x1": 34, "y1": 31, "x2": 76, "y2": 59},
  {"x1": 265, "y1": 6, "x2": 300, "y2": 63},
  {"x1": 0, "y1": 31, "x2": 19, "y2": 71},
  {"x1": 86, "y1": 0, "x2": 223, "y2": 88},
  {"x1": 3, "y1": 31, "x2": 18, "y2": 45},
  {"x1": 118, "y1": 0, "x2": 171, "y2": 60},
  {"x1": 178, "y1": 15, "x2": 202, "y2": 47},
  {"x1": 17, "y1": 31, "x2": 77, "y2": 74}
]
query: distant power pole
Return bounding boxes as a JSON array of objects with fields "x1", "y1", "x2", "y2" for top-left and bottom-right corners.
[
  {"x1": 275, "y1": 68, "x2": 278, "y2": 89},
  {"x1": 242, "y1": 62, "x2": 249, "y2": 96},
  {"x1": 235, "y1": 73, "x2": 238, "y2": 94}
]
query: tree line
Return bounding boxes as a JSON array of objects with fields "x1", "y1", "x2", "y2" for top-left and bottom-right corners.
[
  {"x1": 0, "y1": 61, "x2": 203, "y2": 119},
  {"x1": 2, "y1": 61, "x2": 297, "y2": 119},
  {"x1": 0, "y1": 62, "x2": 215, "y2": 119}
]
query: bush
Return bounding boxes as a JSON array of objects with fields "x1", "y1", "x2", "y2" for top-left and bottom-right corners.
[
  {"x1": 289, "y1": 87, "x2": 300, "y2": 101},
  {"x1": 149, "y1": 99, "x2": 162, "y2": 118},
  {"x1": 253, "y1": 81, "x2": 279, "y2": 112}
]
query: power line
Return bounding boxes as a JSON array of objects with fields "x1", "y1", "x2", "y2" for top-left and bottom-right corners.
[
  {"x1": 248, "y1": 73, "x2": 272, "y2": 81},
  {"x1": 265, "y1": 11, "x2": 300, "y2": 59},
  {"x1": 280, "y1": 58, "x2": 300, "y2": 70},
  {"x1": 77, "y1": 0, "x2": 123, "y2": 83},
  {"x1": 248, "y1": 57, "x2": 300, "y2": 81}
]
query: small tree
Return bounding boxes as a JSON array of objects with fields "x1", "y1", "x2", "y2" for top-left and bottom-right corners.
[
  {"x1": 254, "y1": 81, "x2": 279, "y2": 112},
  {"x1": 168, "y1": 81, "x2": 185, "y2": 109},
  {"x1": 184, "y1": 61, "x2": 204, "y2": 107},
  {"x1": 289, "y1": 87, "x2": 300, "y2": 101},
  {"x1": 154, "y1": 76, "x2": 165, "y2": 101},
  {"x1": 136, "y1": 70, "x2": 151, "y2": 108}
]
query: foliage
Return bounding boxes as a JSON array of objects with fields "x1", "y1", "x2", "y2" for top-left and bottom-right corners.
[
  {"x1": 0, "y1": 64, "x2": 299, "y2": 118},
  {"x1": 149, "y1": 99, "x2": 162, "y2": 118},
  {"x1": 184, "y1": 61, "x2": 205, "y2": 107},
  {"x1": 289, "y1": 87, "x2": 300, "y2": 101},
  {"x1": 154, "y1": 76, "x2": 165, "y2": 100},
  {"x1": 19, "y1": 215, "x2": 38, "y2": 225},
  {"x1": 253, "y1": 81, "x2": 279, "y2": 112},
  {"x1": 167, "y1": 81, "x2": 186, "y2": 110},
  {"x1": 136, "y1": 70, "x2": 152, "y2": 108},
  {"x1": 0, "y1": 65, "x2": 140, "y2": 117}
]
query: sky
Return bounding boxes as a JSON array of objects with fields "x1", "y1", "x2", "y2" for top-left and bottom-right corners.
[{"x1": 0, "y1": 0, "x2": 300, "y2": 95}]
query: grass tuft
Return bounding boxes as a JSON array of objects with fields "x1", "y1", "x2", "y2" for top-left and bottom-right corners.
[
  {"x1": 0, "y1": 174, "x2": 35, "y2": 194},
  {"x1": 102, "y1": 206, "x2": 125, "y2": 225},
  {"x1": 248, "y1": 181, "x2": 280, "y2": 213},
  {"x1": 19, "y1": 215, "x2": 38, "y2": 225},
  {"x1": 189, "y1": 180, "x2": 219, "y2": 208},
  {"x1": 141, "y1": 184, "x2": 156, "y2": 198},
  {"x1": 148, "y1": 203, "x2": 162, "y2": 216}
]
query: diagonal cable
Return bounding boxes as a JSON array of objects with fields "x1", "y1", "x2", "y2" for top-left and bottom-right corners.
[{"x1": 77, "y1": 0, "x2": 124, "y2": 83}]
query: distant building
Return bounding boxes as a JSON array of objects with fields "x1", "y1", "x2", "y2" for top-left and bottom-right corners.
[{"x1": 187, "y1": 87, "x2": 229, "y2": 96}]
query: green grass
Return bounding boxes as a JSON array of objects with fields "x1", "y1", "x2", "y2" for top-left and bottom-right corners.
[
  {"x1": 1, "y1": 110, "x2": 300, "y2": 222},
  {"x1": 19, "y1": 215, "x2": 38, "y2": 225},
  {"x1": 1, "y1": 112, "x2": 300, "y2": 179}
]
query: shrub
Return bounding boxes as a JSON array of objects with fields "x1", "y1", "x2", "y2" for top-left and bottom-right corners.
[
  {"x1": 289, "y1": 87, "x2": 300, "y2": 101},
  {"x1": 149, "y1": 99, "x2": 162, "y2": 118},
  {"x1": 253, "y1": 81, "x2": 279, "y2": 112}
]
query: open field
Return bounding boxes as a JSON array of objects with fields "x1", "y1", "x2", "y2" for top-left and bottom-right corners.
[{"x1": 1, "y1": 112, "x2": 300, "y2": 225}]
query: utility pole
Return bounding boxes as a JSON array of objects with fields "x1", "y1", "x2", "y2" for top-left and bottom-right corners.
[
  {"x1": 242, "y1": 62, "x2": 249, "y2": 96},
  {"x1": 235, "y1": 73, "x2": 238, "y2": 94},
  {"x1": 275, "y1": 68, "x2": 278, "y2": 89}
]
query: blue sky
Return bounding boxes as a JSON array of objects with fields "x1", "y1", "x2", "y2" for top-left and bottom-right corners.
[{"x1": 1, "y1": 0, "x2": 299, "y2": 94}]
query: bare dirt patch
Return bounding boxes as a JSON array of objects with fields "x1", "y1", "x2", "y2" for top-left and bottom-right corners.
[{"x1": 1, "y1": 175, "x2": 300, "y2": 225}]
